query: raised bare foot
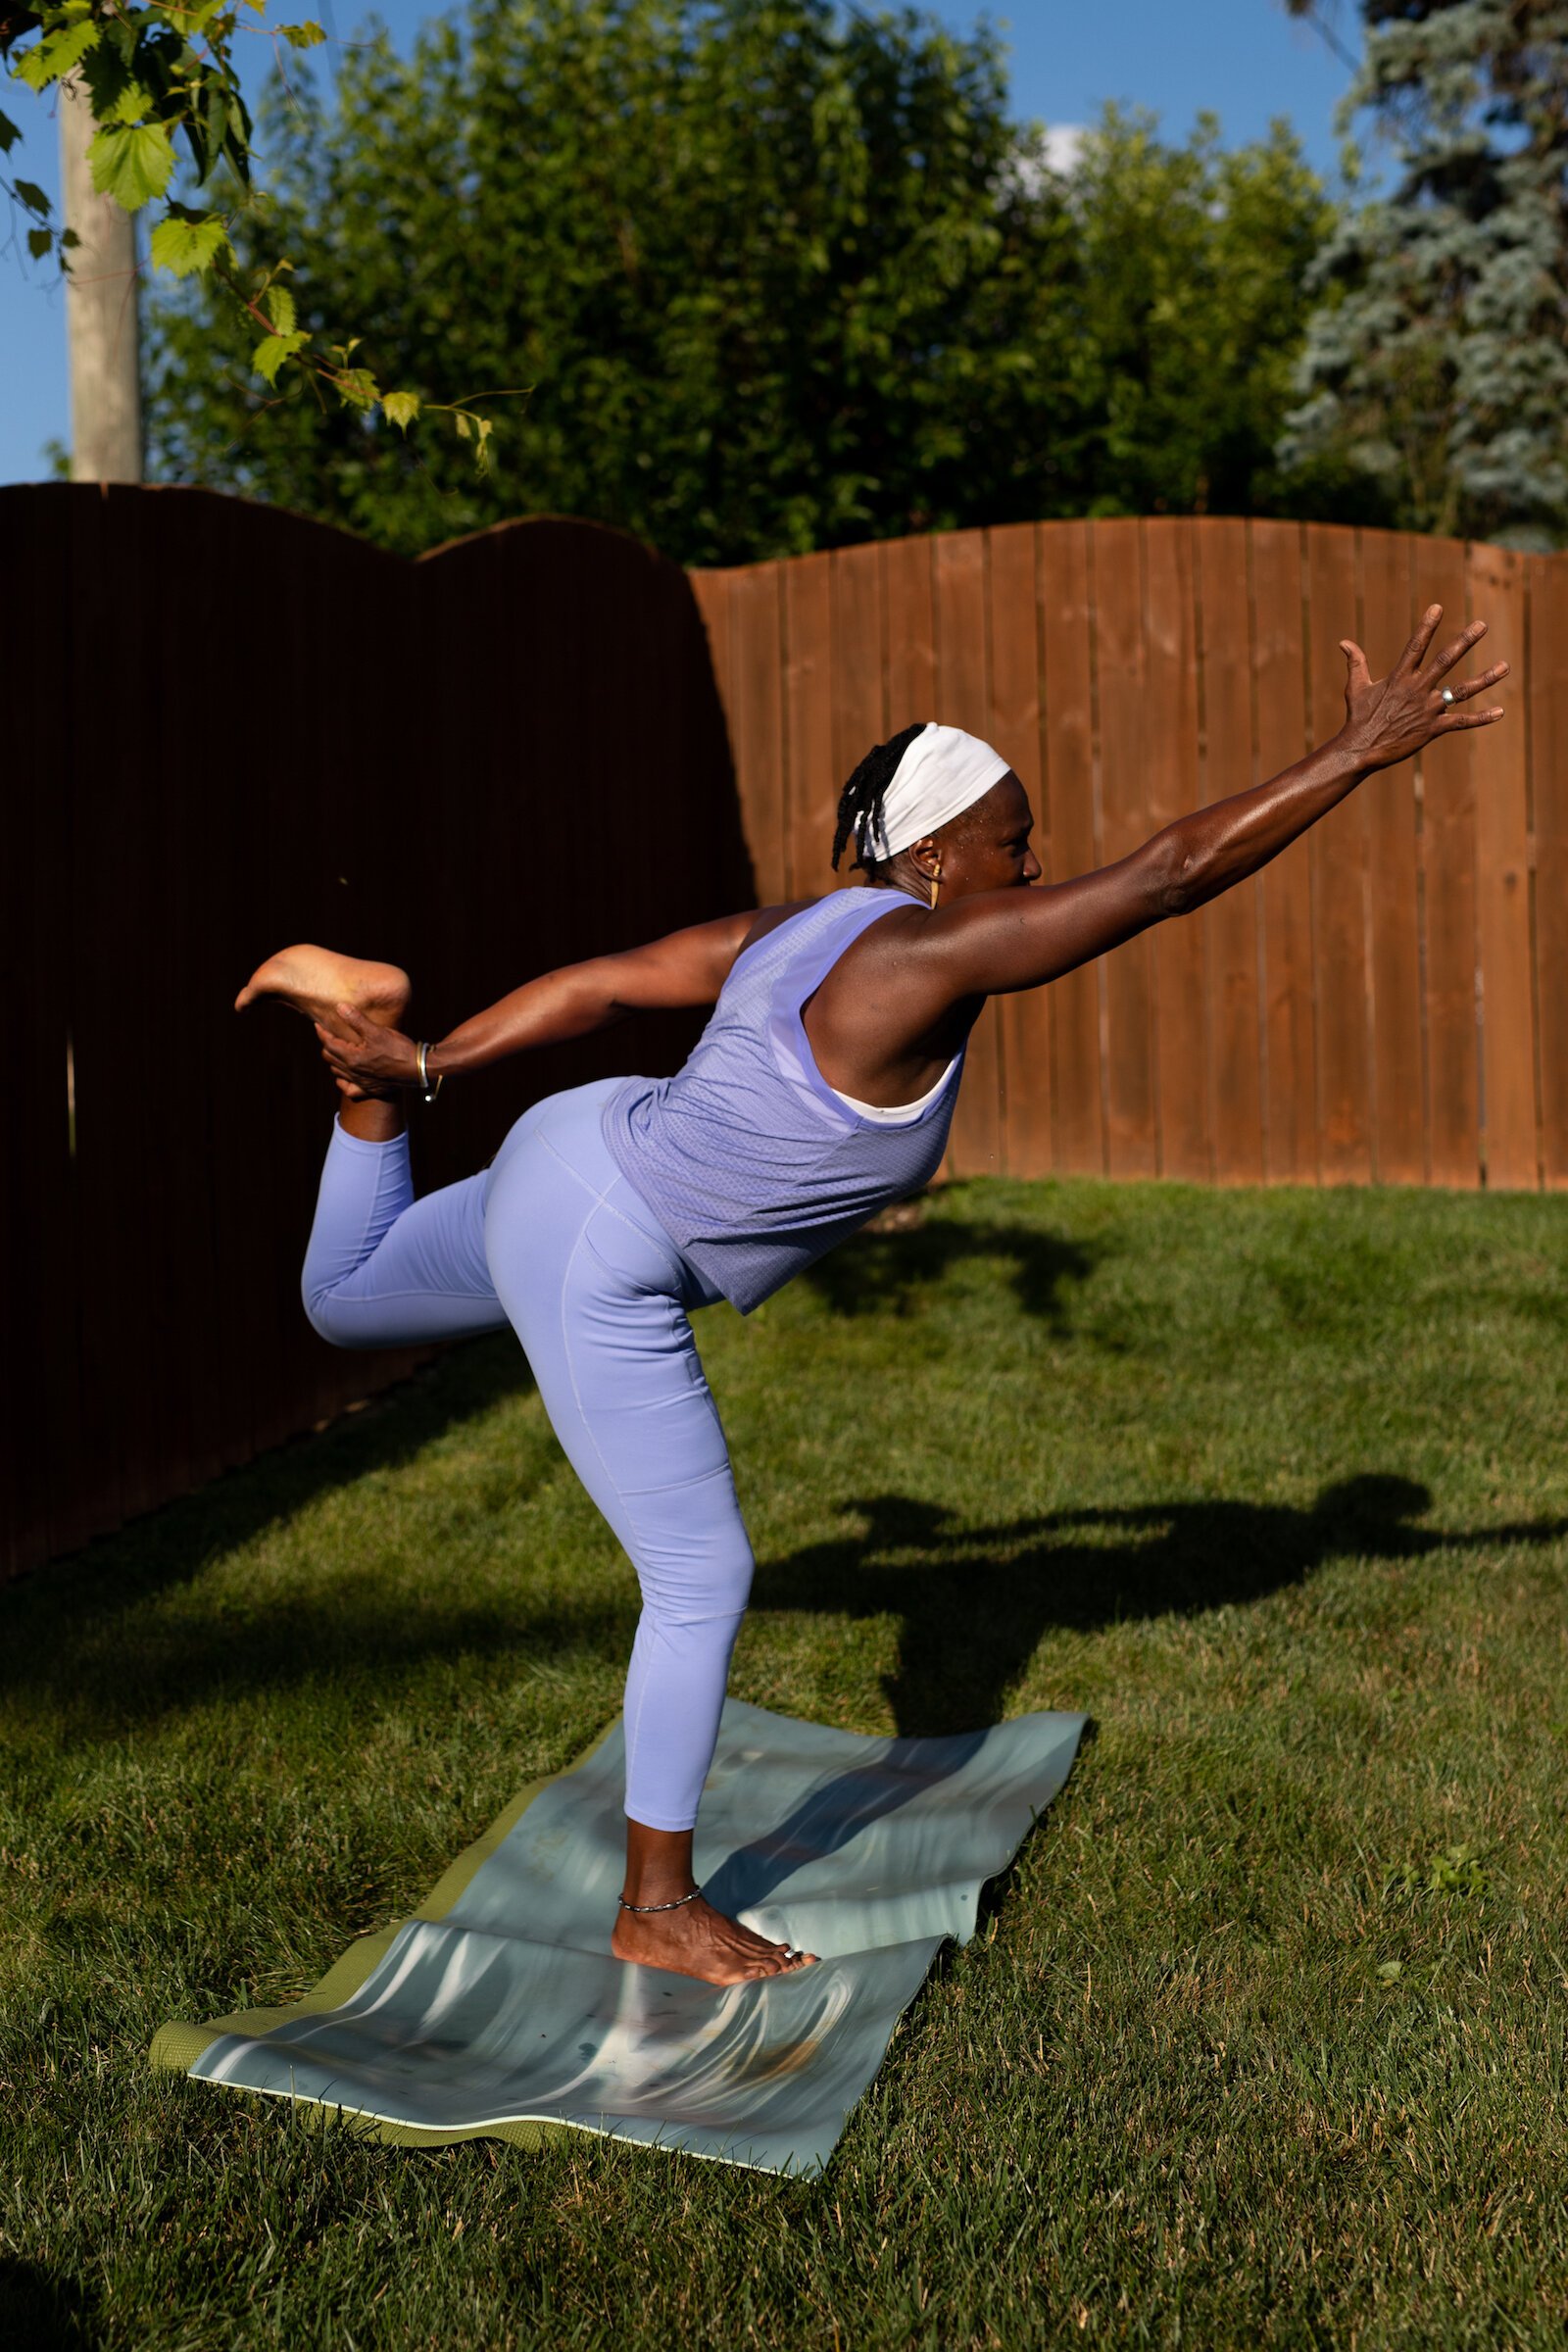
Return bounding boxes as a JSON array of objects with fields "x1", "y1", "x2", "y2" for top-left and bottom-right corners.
[
  {"x1": 234, "y1": 945, "x2": 411, "y2": 1030},
  {"x1": 611, "y1": 1895, "x2": 818, "y2": 1987}
]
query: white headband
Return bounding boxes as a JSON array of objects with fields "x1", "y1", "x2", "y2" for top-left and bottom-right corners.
[{"x1": 863, "y1": 723, "x2": 1012, "y2": 861}]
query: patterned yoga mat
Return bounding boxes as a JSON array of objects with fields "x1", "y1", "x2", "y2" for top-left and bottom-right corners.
[{"x1": 152, "y1": 1698, "x2": 1086, "y2": 2177}]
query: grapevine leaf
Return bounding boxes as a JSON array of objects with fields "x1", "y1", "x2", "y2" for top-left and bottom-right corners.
[
  {"x1": 26, "y1": 225, "x2": 53, "y2": 260},
  {"x1": 149, "y1": 212, "x2": 230, "y2": 277},
  {"x1": 266, "y1": 281, "x2": 297, "y2": 334},
  {"x1": 101, "y1": 16, "x2": 137, "y2": 67},
  {"x1": 15, "y1": 179, "x2": 51, "y2": 218},
  {"x1": 186, "y1": 81, "x2": 226, "y2": 182},
  {"x1": 382, "y1": 390, "x2": 420, "y2": 432},
  {"x1": 15, "y1": 19, "x2": 101, "y2": 92},
  {"x1": 331, "y1": 366, "x2": 379, "y2": 412},
  {"x1": 252, "y1": 329, "x2": 308, "y2": 385},
  {"x1": 279, "y1": 21, "x2": 326, "y2": 49},
  {"x1": 221, "y1": 83, "x2": 253, "y2": 186},
  {"x1": 108, "y1": 80, "x2": 154, "y2": 128},
  {"x1": 79, "y1": 42, "x2": 133, "y2": 122},
  {"x1": 87, "y1": 122, "x2": 175, "y2": 211},
  {"x1": 0, "y1": 111, "x2": 21, "y2": 159}
]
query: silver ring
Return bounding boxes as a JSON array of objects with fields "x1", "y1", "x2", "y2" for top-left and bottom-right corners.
[{"x1": 1442, "y1": 688, "x2": 1455, "y2": 706}]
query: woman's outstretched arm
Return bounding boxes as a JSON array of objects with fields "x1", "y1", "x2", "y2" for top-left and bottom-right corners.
[
  {"x1": 315, "y1": 906, "x2": 805, "y2": 1097},
  {"x1": 929, "y1": 608, "x2": 1508, "y2": 1001}
]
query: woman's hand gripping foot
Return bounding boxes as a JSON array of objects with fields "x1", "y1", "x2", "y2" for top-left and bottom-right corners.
[
  {"x1": 234, "y1": 944, "x2": 420, "y2": 1110},
  {"x1": 612, "y1": 1891, "x2": 818, "y2": 1987}
]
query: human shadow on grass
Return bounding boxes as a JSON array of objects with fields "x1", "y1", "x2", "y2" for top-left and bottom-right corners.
[
  {"x1": 800, "y1": 1213, "x2": 1095, "y2": 1326},
  {"x1": 751, "y1": 1477, "x2": 1568, "y2": 1741},
  {"x1": 0, "y1": 2257, "x2": 99, "y2": 2350},
  {"x1": 705, "y1": 1477, "x2": 1568, "y2": 1908}
]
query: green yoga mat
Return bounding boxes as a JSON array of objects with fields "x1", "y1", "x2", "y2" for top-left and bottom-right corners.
[{"x1": 153, "y1": 1698, "x2": 1086, "y2": 2177}]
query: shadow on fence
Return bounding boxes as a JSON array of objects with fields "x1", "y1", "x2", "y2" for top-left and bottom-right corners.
[{"x1": 5, "y1": 486, "x2": 752, "y2": 1582}]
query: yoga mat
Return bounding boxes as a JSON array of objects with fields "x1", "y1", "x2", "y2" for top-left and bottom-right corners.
[{"x1": 152, "y1": 1698, "x2": 1085, "y2": 2177}]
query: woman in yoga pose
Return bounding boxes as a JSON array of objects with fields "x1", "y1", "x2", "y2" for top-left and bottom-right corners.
[{"x1": 238, "y1": 606, "x2": 1504, "y2": 1989}]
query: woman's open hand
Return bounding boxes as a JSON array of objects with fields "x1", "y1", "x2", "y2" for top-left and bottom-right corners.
[
  {"x1": 313, "y1": 1003, "x2": 423, "y2": 1101},
  {"x1": 1338, "y1": 607, "x2": 1508, "y2": 773}
]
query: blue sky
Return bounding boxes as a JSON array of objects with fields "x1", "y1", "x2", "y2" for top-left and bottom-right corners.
[{"x1": 0, "y1": 1, "x2": 1359, "y2": 485}]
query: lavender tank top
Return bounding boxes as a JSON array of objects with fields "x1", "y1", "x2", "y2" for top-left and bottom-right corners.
[{"x1": 601, "y1": 889, "x2": 966, "y2": 1313}]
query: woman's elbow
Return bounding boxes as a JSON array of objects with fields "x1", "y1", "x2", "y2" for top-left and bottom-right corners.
[{"x1": 1150, "y1": 835, "x2": 1203, "y2": 919}]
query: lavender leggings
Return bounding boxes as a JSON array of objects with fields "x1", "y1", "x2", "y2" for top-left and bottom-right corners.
[{"x1": 300, "y1": 1078, "x2": 749, "y2": 1832}]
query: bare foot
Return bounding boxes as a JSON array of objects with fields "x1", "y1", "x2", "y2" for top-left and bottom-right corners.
[
  {"x1": 234, "y1": 945, "x2": 411, "y2": 1030},
  {"x1": 611, "y1": 1895, "x2": 818, "y2": 1987}
]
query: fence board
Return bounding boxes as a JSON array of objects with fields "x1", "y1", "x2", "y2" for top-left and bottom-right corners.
[
  {"x1": 67, "y1": 488, "x2": 153, "y2": 1531},
  {"x1": 829, "y1": 542, "x2": 887, "y2": 884},
  {"x1": 4, "y1": 491, "x2": 78, "y2": 1570},
  {"x1": 1250, "y1": 521, "x2": 1317, "y2": 1182},
  {"x1": 133, "y1": 492, "x2": 221, "y2": 1484},
  {"x1": 690, "y1": 568, "x2": 733, "y2": 732},
  {"x1": 989, "y1": 524, "x2": 1053, "y2": 1177},
  {"x1": 882, "y1": 535, "x2": 937, "y2": 730},
  {"x1": 934, "y1": 531, "x2": 1004, "y2": 1177},
  {"x1": 1093, "y1": 521, "x2": 1158, "y2": 1178},
  {"x1": 1039, "y1": 521, "x2": 1104, "y2": 1173},
  {"x1": 1197, "y1": 517, "x2": 1263, "y2": 1184},
  {"x1": 1143, "y1": 521, "x2": 1209, "y2": 1182},
  {"x1": 1529, "y1": 554, "x2": 1568, "y2": 1186},
  {"x1": 729, "y1": 563, "x2": 789, "y2": 906},
  {"x1": 783, "y1": 553, "x2": 836, "y2": 902},
  {"x1": 1305, "y1": 526, "x2": 1372, "y2": 1182},
  {"x1": 1419, "y1": 539, "x2": 1481, "y2": 1187},
  {"x1": 1466, "y1": 544, "x2": 1537, "y2": 1189},
  {"x1": 1358, "y1": 531, "x2": 1427, "y2": 1185}
]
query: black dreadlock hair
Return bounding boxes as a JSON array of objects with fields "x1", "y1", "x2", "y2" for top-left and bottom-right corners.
[{"x1": 830, "y1": 721, "x2": 931, "y2": 874}]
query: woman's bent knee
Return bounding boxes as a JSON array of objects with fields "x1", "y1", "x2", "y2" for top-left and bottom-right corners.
[{"x1": 301, "y1": 1278, "x2": 359, "y2": 1348}]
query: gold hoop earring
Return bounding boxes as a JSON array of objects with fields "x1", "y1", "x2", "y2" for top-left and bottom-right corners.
[{"x1": 928, "y1": 862, "x2": 942, "y2": 910}]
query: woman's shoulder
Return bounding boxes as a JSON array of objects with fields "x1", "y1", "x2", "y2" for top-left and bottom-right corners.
[
  {"x1": 737, "y1": 886, "x2": 918, "y2": 955},
  {"x1": 735, "y1": 900, "x2": 816, "y2": 956}
]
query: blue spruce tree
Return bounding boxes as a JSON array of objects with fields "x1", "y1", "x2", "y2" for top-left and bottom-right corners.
[{"x1": 1283, "y1": 0, "x2": 1568, "y2": 546}]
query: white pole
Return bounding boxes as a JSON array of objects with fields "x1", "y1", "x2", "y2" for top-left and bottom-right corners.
[{"x1": 59, "y1": 74, "x2": 142, "y2": 482}]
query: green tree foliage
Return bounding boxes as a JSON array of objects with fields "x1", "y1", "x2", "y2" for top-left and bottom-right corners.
[
  {"x1": 1, "y1": 0, "x2": 483, "y2": 445},
  {"x1": 1062, "y1": 107, "x2": 1348, "y2": 522},
  {"x1": 1283, "y1": 0, "x2": 1568, "y2": 546},
  {"x1": 147, "y1": 0, "x2": 1340, "y2": 563}
]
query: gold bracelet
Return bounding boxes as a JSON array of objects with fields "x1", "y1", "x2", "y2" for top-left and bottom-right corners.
[{"x1": 416, "y1": 1043, "x2": 444, "y2": 1104}]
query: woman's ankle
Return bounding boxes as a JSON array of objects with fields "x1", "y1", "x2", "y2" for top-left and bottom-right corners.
[
  {"x1": 338, "y1": 1097, "x2": 406, "y2": 1144},
  {"x1": 620, "y1": 1817, "x2": 698, "y2": 1906}
]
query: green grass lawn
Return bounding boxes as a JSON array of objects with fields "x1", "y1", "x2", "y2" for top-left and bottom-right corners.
[{"x1": 4, "y1": 1176, "x2": 1568, "y2": 2350}]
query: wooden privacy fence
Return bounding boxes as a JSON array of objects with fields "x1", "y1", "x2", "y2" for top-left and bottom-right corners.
[
  {"x1": 4, "y1": 484, "x2": 749, "y2": 1583},
  {"x1": 691, "y1": 517, "x2": 1568, "y2": 1194},
  {"x1": 6, "y1": 492, "x2": 1567, "y2": 1583}
]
